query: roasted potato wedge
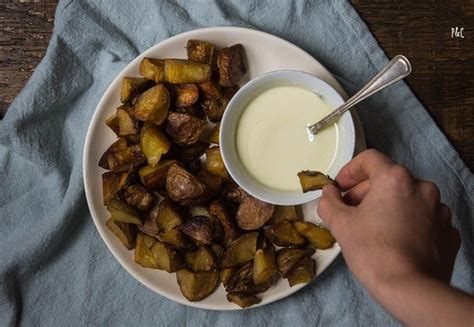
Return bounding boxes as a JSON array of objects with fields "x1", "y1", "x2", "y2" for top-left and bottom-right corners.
[
  {"x1": 120, "y1": 77, "x2": 153, "y2": 103},
  {"x1": 139, "y1": 160, "x2": 175, "y2": 190},
  {"x1": 264, "y1": 220, "x2": 306, "y2": 247},
  {"x1": 140, "y1": 122, "x2": 171, "y2": 167},
  {"x1": 267, "y1": 205, "x2": 301, "y2": 225},
  {"x1": 176, "y1": 269, "x2": 220, "y2": 301},
  {"x1": 106, "y1": 144, "x2": 146, "y2": 173},
  {"x1": 275, "y1": 247, "x2": 315, "y2": 277},
  {"x1": 222, "y1": 182, "x2": 246, "y2": 203},
  {"x1": 186, "y1": 39, "x2": 216, "y2": 66},
  {"x1": 107, "y1": 199, "x2": 143, "y2": 225},
  {"x1": 297, "y1": 170, "x2": 336, "y2": 193},
  {"x1": 133, "y1": 84, "x2": 170, "y2": 125},
  {"x1": 217, "y1": 44, "x2": 246, "y2": 87},
  {"x1": 201, "y1": 98, "x2": 224, "y2": 122},
  {"x1": 139, "y1": 58, "x2": 165, "y2": 82},
  {"x1": 158, "y1": 228, "x2": 189, "y2": 249},
  {"x1": 106, "y1": 218, "x2": 136, "y2": 249},
  {"x1": 225, "y1": 261, "x2": 268, "y2": 294},
  {"x1": 221, "y1": 232, "x2": 258, "y2": 267},
  {"x1": 116, "y1": 106, "x2": 139, "y2": 137},
  {"x1": 227, "y1": 293, "x2": 261, "y2": 308},
  {"x1": 105, "y1": 113, "x2": 120, "y2": 136},
  {"x1": 253, "y1": 246, "x2": 278, "y2": 286},
  {"x1": 209, "y1": 200, "x2": 239, "y2": 241},
  {"x1": 293, "y1": 221, "x2": 335, "y2": 249},
  {"x1": 208, "y1": 123, "x2": 220, "y2": 144},
  {"x1": 150, "y1": 198, "x2": 183, "y2": 232},
  {"x1": 184, "y1": 246, "x2": 216, "y2": 272},
  {"x1": 151, "y1": 240, "x2": 184, "y2": 272},
  {"x1": 135, "y1": 233, "x2": 183, "y2": 272},
  {"x1": 196, "y1": 169, "x2": 222, "y2": 193},
  {"x1": 123, "y1": 185, "x2": 153, "y2": 211},
  {"x1": 221, "y1": 267, "x2": 236, "y2": 287},
  {"x1": 164, "y1": 59, "x2": 211, "y2": 84},
  {"x1": 236, "y1": 196, "x2": 274, "y2": 230},
  {"x1": 138, "y1": 210, "x2": 160, "y2": 238},
  {"x1": 172, "y1": 83, "x2": 199, "y2": 107},
  {"x1": 98, "y1": 138, "x2": 128, "y2": 170},
  {"x1": 205, "y1": 146, "x2": 228, "y2": 179},
  {"x1": 102, "y1": 171, "x2": 130, "y2": 205},
  {"x1": 166, "y1": 163, "x2": 207, "y2": 203},
  {"x1": 165, "y1": 112, "x2": 207, "y2": 145},
  {"x1": 287, "y1": 257, "x2": 316, "y2": 286},
  {"x1": 134, "y1": 232, "x2": 157, "y2": 268},
  {"x1": 180, "y1": 216, "x2": 215, "y2": 245}
]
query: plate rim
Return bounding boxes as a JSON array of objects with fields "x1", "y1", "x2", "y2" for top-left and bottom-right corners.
[{"x1": 83, "y1": 26, "x2": 364, "y2": 311}]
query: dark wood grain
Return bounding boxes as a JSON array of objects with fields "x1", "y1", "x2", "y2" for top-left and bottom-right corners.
[
  {"x1": 0, "y1": 1, "x2": 472, "y2": 170},
  {"x1": 351, "y1": 0, "x2": 473, "y2": 169}
]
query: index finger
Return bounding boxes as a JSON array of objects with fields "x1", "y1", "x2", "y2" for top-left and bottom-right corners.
[{"x1": 336, "y1": 149, "x2": 394, "y2": 190}]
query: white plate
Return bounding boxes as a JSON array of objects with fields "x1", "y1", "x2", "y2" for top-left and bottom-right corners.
[{"x1": 83, "y1": 26, "x2": 366, "y2": 311}]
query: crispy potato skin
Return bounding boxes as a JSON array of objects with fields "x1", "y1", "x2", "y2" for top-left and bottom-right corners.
[
  {"x1": 276, "y1": 247, "x2": 315, "y2": 277},
  {"x1": 208, "y1": 123, "x2": 220, "y2": 144},
  {"x1": 124, "y1": 185, "x2": 153, "y2": 211},
  {"x1": 166, "y1": 163, "x2": 207, "y2": 203},
  {"x1": 139, "y1": 160, "x2": 175, "y2": 190},
  {"x1": 180, "y1": 216, "x2": 215, "y2": 245},
  {"x1": 102, "y1": 171, "x2": 129, "y2": 205},
  {"x1": 120, "y1": 77, "x2": 154, "y2": 103},
  {"x1": 221, "y1": 232, "x2": 258, "y2": 267},
  {"x1": 173, "y1": 83, "x2": 199, "y2": 107},
  {"x1": 236, "y1": 196, "x2": 275, "y2": 230},
  {"x1": 226, "y1": 293, "x2": 261, "y2": 308},
  {"x1": 287, "y1": 257, "x2": 316, "y2": 286},
  {"x1": 209, "y1": 200, "x2": 240, "y2": 241},
  {"x1": 186, "y1": 39, "x2": 216, "y2": 66},
  {"x1": 165, "y1": 112, "x2": 207, "y2": 145},
  {"x1": 217, "y1": 44, "x2": 246, "y2": 87}
]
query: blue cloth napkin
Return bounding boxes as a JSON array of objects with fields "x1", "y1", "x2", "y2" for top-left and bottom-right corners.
[{"x1": 1, "y1": 0, "x2": 472, "y2": 325}]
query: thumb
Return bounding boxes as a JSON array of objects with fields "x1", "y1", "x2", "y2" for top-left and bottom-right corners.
[{"x1": 318, "y1": 184, "x2": 353, "y2": 234}]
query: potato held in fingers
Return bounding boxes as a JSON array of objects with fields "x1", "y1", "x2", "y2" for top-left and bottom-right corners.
[
  {"x1": 164, "y1": 59, "x2": 212, "y2": 84},
  {"x1": 297, "y1": 170, "x2": 336, "y2": 193},
  {"x1": 293, "y1": 221, "x2": 335, "y2": 249}
]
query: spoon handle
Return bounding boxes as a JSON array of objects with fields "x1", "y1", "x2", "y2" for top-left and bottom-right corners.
[{"x1": 309, "y1": 55, "x2": 412, "y2": 134}]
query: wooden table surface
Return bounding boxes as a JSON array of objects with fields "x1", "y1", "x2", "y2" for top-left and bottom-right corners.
[{"x1": 1, "y1": 1, "x2": 472, "y2": 170}]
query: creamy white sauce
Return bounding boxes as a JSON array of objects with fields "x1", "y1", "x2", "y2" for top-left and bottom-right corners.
[{"x1": 236, "y1": 86, "x2": 338, "y2": 191}]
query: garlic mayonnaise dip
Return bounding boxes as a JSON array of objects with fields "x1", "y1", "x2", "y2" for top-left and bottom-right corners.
[{"x1": 236, "y1": 85, "x2": 338, "y2": 191}]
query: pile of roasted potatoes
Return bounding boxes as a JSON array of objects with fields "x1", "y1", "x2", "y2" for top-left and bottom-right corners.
[{"x1": 99, "y1": 39, "x2": 336, "y2": 308}]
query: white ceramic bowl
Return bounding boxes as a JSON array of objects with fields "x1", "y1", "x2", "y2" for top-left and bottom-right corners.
[{"x1": 220, "y1": 70, "x2": 355, "y2": 205}]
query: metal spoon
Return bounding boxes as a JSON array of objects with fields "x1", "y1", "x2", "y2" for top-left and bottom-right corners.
[{"x1": 308, "y1": 55, "x2": 412, "y2": 135}]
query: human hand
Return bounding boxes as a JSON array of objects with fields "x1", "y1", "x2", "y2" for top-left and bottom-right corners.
[{"x1": 318, "y1": 149, "x2": 460, "y2": 290}]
